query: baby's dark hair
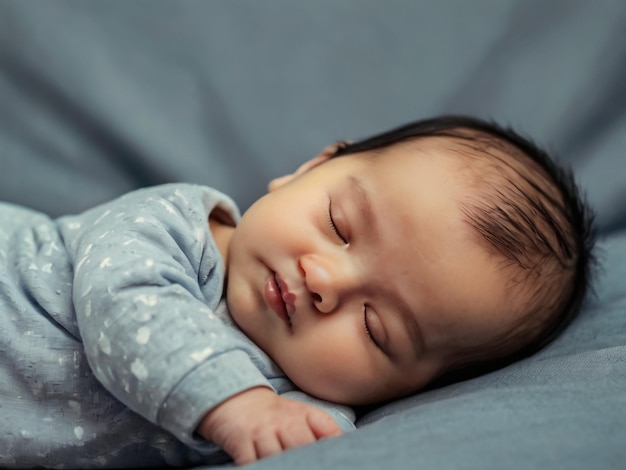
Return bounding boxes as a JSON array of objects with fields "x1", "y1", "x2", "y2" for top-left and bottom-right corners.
[{"x1": 333, "y1": 115, "x2": 597, "y2": 383}]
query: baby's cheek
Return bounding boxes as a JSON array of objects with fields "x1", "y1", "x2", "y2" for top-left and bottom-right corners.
[{"x1": 280, "y1": 337, "x2": 380, "y2": 404}]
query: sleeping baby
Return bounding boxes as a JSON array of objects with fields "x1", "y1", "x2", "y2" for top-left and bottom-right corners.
[{"x1": 0, "y1": 115, "x2": 596, "y2": 467}]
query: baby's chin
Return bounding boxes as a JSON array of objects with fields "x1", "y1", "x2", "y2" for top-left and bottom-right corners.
[{"x1": 224, "y1": 280, "x2": 251, "y2": 327}]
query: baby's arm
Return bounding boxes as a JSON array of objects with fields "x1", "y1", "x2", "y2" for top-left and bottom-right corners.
[
  {"x1": 64, "y1": 184, "x2": 347, "y2": 462},
  {"x1": 197, "y1": 387, "x2": 343, "y2": 465},
  {"x1": 65, "y1": 185, "x2": 275, "y2": 448}
]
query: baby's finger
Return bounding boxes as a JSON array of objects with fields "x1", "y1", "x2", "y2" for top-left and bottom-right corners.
[
  {"x1": 307, "y1": 411, "x2": 343, "y2": 440},
  {"x1": 229, "y1": 439, "x2": 257, "y2": 466},
  {"x1": 254, "y1": 433, "x2": 284, "y2": 461},
  {"x1": 277, "y1": 423, "x2": 317, "y2": 449}
]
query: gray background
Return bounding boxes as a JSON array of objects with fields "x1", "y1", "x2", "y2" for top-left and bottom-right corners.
[{"x1": 1, "y1": 0, "x2": 625, "y2": 233}]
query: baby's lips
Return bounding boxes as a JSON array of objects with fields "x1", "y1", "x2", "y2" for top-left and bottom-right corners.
[
  {"x1": 282, "y1": 291, "x2": 296, "y2": 305},
  {"x1": 276, "y1": 275, "x2": 297, "y2": 314}
]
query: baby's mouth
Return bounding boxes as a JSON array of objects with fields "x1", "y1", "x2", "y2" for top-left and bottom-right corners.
[
  {"x1": 264, "y1": 271, "x2": 292, "y2": 327},
  {"x1": 275, "y1": 274, "x2": 296, "y2": 316}
]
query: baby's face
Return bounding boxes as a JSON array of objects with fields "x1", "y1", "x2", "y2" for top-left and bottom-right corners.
[{"x1": 226, "y1": 140, "x2": 517, "y2": 405}]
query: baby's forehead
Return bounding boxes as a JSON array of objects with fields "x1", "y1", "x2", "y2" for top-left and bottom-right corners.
[
  {"x1": 378, "y1": 133, "x2": 565, "y2": 264},
  {"x1": 399, "y1": 134, "x2": 562, "y2": 208}
]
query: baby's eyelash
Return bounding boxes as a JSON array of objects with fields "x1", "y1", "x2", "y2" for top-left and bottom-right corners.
[
  {"x1": 328, "y1": 201, "x2": 348, "y2": 244},
  {"x1": 363, "y1": 307, "x2": 382, "y2": 350}
]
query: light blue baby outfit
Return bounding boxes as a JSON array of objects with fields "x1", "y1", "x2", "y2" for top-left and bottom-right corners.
[{"x1": 0, "y1": 184, "x2": 354, "y2": 468}]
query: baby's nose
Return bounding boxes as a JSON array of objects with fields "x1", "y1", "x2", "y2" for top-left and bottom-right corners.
[{"x1": 299, "y1": 254, "x2": 354, "y2": 314}]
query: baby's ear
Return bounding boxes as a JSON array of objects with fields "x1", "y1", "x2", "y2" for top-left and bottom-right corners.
[{"x1": 267, "y1": 142, "x2": 349, "y2": 192}]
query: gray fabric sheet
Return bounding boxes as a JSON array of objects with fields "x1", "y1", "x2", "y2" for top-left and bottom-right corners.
[{"x1": 1, "y1": 1, "x2": 625, "y2": 469}]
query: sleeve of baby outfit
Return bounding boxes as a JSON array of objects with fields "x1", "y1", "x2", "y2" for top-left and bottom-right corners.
[
  {"x1": 67, "y1": 184, "x2": 272, "y2": 449},
  {"x1": 281, "y1": 390, "x2": 356, "y2": 432}
]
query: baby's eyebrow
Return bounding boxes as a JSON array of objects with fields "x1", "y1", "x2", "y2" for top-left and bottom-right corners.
[{"x1": 348, "y1": 176, "x2": 380, "y2": 241}]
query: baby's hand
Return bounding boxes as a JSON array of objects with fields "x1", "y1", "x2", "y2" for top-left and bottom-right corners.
[{"x1": 197, "y1": 387, "x2": 342, "y2": 465}]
